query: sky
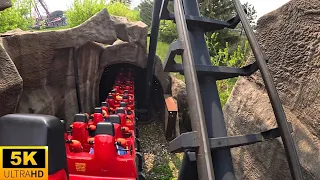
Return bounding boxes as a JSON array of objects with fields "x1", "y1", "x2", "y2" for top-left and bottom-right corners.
[{"x1": 46, "y1": 0, "x2": 290, "y2": 19}]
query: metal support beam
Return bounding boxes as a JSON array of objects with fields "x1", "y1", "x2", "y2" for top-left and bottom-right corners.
[
  {"x1": 169, "y1": 131, "x2": 199, "y2": 153},
  {"x1": 144, "y1": 0, "x2": 163, "y2": 109},
  {"x1": 178, "y1": 151, "x2": 198, "y2": 180},
  {"x1": 179, "y1": 0, "x2": 236, "y2": 179},
  {"x1": 169, "y1": 123, "x2": 293, "y2": 152},
  {"x1": 166, "y1": 62, "x2": 259, "y2": 80},
  {"x1": 163, "y1": 40, "x2": 183, "y2": 72},
  {"x1": 233, "y1": 0, "x2": 303, "y2": 179},
  {"x1": 174, "y1": 0, "x2": 217, "y2": 179}
]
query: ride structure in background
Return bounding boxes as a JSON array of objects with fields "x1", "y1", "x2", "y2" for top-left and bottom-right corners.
[{"x1": 32, "y1": 0, "x2": 67, "y2": 29}]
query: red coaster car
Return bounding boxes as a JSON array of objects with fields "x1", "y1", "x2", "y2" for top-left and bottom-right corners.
[
  {"x1": 0, "y1": 69, "x2": 146, "y2": 180},
  {"x1": 67, "y1": 122, "x2": 139, "y2": 180}
]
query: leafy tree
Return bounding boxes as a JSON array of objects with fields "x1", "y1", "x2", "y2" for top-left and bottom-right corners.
[
  {"x1": 158, "y1": 20, "x2": 178, "y2": 43},
  {"x1": 242, "y1": 2, "x2": 257, "y2": 29},
  {"x1": 0, "y1": 0, "x2": 34, "y2": 33},
  {"x1": 110, "y1": 0, "x2": 131, "y2": 5},
  {"x1": 137, "y1": 0, "x2": 177, "y2": 43},
  {"x1": 137, "y1": 0, "x2": 153, "y2": 26},
  {"x1": 198, "y1": 0, "x2": 257, "y2": 55},
  {"x1": 107, "y1": 2, "x2": 140, "y2": 21},
  {"x1": 66, "y1": 0, "x2": 139, "y2": 28},
  {"x1": 66, "y1": 0, "x2": 107, "y2": 27},
  {"x1": 198, "y1": 0, "x2": 236, "y2": 21},
  {"x1": 208, "y1": 33, "x2": 249, "y2": 67}
]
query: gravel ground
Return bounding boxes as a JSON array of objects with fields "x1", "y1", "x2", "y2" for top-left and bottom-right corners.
[{"x1": 138, "y1": 121, "x2": 183, "y2": 180}]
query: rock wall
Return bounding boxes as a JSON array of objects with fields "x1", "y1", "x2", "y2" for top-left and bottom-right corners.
[
  {"x1": 0, "y1": 0, "x2": 11, "y2": 11},
  {"x1": 0, "y1": 9, "x2": 170, "y2": 124},
  {"x1": 0, "y1": 0, "x2": 22, "y2": 117},
  {"x1": 0, "y1": 41, "x2": 22, "y2": 117},
  {"x1": 224, "y1": 0, "x2": 320, "y2": 179}
]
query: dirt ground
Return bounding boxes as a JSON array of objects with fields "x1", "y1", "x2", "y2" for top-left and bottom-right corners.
[{"x1": 138, "y1": 121, "x2": 183, "y2": 180}]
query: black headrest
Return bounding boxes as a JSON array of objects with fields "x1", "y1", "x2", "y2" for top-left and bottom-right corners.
[
  {"x1": 108, "y1": 115, "x2": 121, "y2": 124},
  {"x1": 123, "y1": 95, "x2": 128, "y2": 99},
  {"x1": 127, "y1": 110, "x2": 133, "y2": 115},
  {"x1": 101, "y1": 102, "x2": 108, "y2": 107},
  {"x1": 116, "y1": 107, "x2": 126, "y2": 114},
  {"x1": 96, "y1": 122, "x2": 114, "y2": 136},
  {"x1": 124, "y1": 90, "x2": 129, "y2": 93},
  {"x1": 60, "y1": 120, "x2": 66, "y2": 131},
  {"x1": 108, "y1": 95, "x2": 114, "y2": 99},
  {"x1": 111, "y1": 89, "x2": 116, "y2": 93},
  {"x1": 120, "y1": 102, "x2": 127, "y2": 107},
  {"x1": 95, "y1": 107, "x2": 102, "y2": 113},
  {"x1": 74, "y1": 114, "x2": 87, "y2": 123},
  {"x1": 0, "y1": 114, "x2": 67, "y2": 175}
]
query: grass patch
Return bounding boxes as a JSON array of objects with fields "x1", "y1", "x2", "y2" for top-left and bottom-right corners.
[
  {"x1": 149, "y1": 165, "x2": 174, "y2": 180},
  {"x1": 147, "y1": 37, "x2": 184, "y2": 81},
  {"x1": 147, "y1": 37, "x2": 182, "y2": 63},
  {"x1": 218, "y1": 78, "x2": 238, "y2": 106}
]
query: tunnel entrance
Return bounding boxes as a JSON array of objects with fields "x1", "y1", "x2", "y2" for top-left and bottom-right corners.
[
  {"x1": 99, "y1": 63, "x2": 165, "y2": 122},
  {"x1": 99, "y1": 63, "x2": 142, "y2": 104}
]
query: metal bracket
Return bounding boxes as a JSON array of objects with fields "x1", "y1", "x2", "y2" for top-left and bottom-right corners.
[
  {"x1": 159, "y1": 0, "x2": 171, "y2": 20},
  {"x1": 167, "y1": 61, "x2": 259, "y2": 80},
  {"x1": 169, "y1": 131, "x2": 199, "y2": 153},
  {"x1": 210, "y1": 122, "x2": 293, "y2": 149},
  {"x1": 169, "y1": 122, "x2": 293, "y2": 152},
  {"x1": 187, "y1": 151, "x2": 197, "y2": 161},
  {"x1": 163, "y1": 40, "x2": 184, "y2": 72}
]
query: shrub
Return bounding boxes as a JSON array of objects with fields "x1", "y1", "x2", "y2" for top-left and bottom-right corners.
[
  {"x1": 66, "y1": 0, "x2": 140, "y2": 28},
  {"x1": 137, "y1": 0, "x2": 153, "y2": 26},
  {"x1": 66, "y1": 0, "x2": 107, "y2": 27},
  {"x1": 207, "y1": 32, "x2": 250, "y2": 106},
  {"x1": 107, "y1": 2, "x2": 140, "y2": 21},
  {"x1": 0, "y1": 0, "x2": 33, "y2": 33},
  {"x1": 158, "y1": 20, "x2": 178, "y2": 44}
]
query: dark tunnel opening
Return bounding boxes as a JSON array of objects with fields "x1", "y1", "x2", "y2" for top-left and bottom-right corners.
[{"x1": 99, "y1": 63, "x2": 166, "y2": 122}]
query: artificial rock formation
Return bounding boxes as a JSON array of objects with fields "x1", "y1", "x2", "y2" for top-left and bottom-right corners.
[
  {"x1": 0, "y1": 0, "x2": 22, "y2": 117},
  {"x1": 0, "y1": 41, "x2": 23, "y2": 117},
  {"x1": 0, "y1": 0, "x2": 11, "y2": 11},
  {"x1": 224, "y1": 0, "x2": 320, "y2": 179},
  {"x1": 0, "y1": 9, "x2": 170, "y2": 124}
]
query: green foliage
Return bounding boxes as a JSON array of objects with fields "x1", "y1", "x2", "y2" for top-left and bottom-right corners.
[
  {"x1": 207, "y1": 32, "x2": 250, "y2": 106},
  {"x1": 158, "y1": 20, "x2": 178, "y2": 43},
  {"x1": 137, "y1": 0, "x2": 153, "y2": 26},
  {"x1": 66, "y1": 0, "x2": 140, "y2": 28},
  {"x1": 217, "y1": 78, "x2": 238, "y2": 106},
  {"x1": 199, "y1": 0, "x2": 257, "y2": 56},
  {"x1": 149, "y1": 164, "x2": 174, "y2": 180},
  {"x1": 110, "y1": 0, "x2": 131, "y2": 6},
  {"x1": 0, "y1": 0, "x2": 33, "y2": 33},
  {"x1": 66, "y1": 0, "x2": 107, "y2": 27},
  {"x1": 208, "y1": 33, "x2": 249, "y2": 67},
  {"x1": 137, "y1": 0, "x2": 177, "y2": 42},
  {"x1": 107, "y1": 2, "x2": 140, "y2": 21}
]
